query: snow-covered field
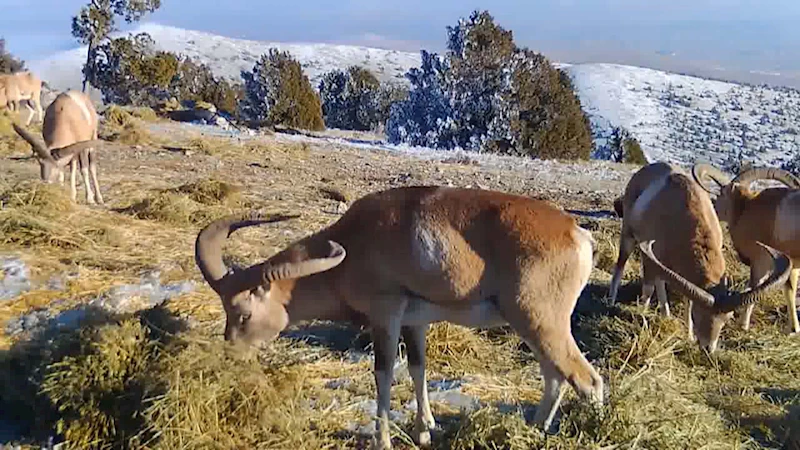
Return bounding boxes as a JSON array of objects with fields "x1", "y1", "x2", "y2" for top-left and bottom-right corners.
[{"x1": 31, "y1": 23, "x2": 800, "y2": 168}]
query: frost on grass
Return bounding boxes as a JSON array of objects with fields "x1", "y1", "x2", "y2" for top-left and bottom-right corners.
[
  {"x1": 0, "y1": 257, "x2": 31, "y2": 302},
  {"x1": 5, "y1": 271, "x2": 195, "y2": 337}
]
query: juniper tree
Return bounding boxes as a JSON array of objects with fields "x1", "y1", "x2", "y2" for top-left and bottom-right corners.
[
  {"x1": 0, "y1": 38, "x2": 25, "y2": 74},
  {"x1": 72, "y1": 0, "x2": 161, "y2": 92}
]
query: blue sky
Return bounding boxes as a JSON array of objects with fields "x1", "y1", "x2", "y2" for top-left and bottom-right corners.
[{"x1": 2, "y1": 0, "x2": 799, "y2": 75}]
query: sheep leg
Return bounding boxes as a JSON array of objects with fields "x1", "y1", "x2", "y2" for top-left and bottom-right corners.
[
  {"x1": 370, "y1": 301, "x2": 407, "y2": 450},
  {"x1": 401, "y1": 325, "x2": 435, "y2": 447},
  {"x1": 81, "y1": 166, "x2": 96, "y2": 205},
  {"x1": 609, "y1": 232, "x2": 635, "y2": 304},
  {"x1": 69, "y1": 159, "x2": 78, "y2": 202},
  {"x1": 34, "y1": 96, "x2": 43, "y2": 123},
  {"x1": 739, "y1": 258, "x2": 772, "y2": 331},
  {"x1": 639, "y1": 262, "x2": 655, "y2": 308},
  {"x1": 88, "y1": 153, "x2": 104, "y2": 205},
  {"x1": 685, "y1": 300, "x2": 696, "y2": 341},
  {"x1": 655, "y1": 278, "x2": 670, "y2": 317},
  {"x1": 507, "y1": 309, "x2": 603, "y2": 432},
  {"x1": 532, "y1": 359, "x2": 566, "y2": 431},
  {"x1": 23, "y1": 100, "x2": 35, "y2": 126},
  {"x1": 787, "y1": 268, "x2": 799, "y2": 335}
]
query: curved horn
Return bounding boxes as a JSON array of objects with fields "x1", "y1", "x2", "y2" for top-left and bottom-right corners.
[
  {"x1": 12, "y1": 122, "x2": 52, "y2": 162},
  {"x1": 714, "y1": 242, "x2": 792, "y2": 313},
  {"x1": 262, "y1": 240, "x2": 346, "y2": 283},
  {"x1": 691, "y1": 163, "x2": 731, "y2": 193},
  {"x1": 731, "y1": 167, "x2": 800, "y2": 189},
  {"x1": 194, "y1": 212, "x2": 300, "y2": 295},
  {"x1": 638, "y1": 240, "x2": 716, "y2": 307}
]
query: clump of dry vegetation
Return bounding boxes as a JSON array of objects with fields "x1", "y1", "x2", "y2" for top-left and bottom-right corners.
[
  {"x1": 0, "y1": 109, "x2": 38, "y2": 156},
  {"x1": 118, "y1": 179, "x2": 246, "y2": 226},
  {"x1": 101, "y1": 105, "x2": 152, "y2": 145}
]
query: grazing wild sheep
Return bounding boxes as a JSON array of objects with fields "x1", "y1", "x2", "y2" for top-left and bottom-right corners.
[
  {"x1": 195, "y1": 186, "x2": 605, "y2": 450},
  {"x1": 12, "y1": 90, "x2": 104, "y2": 205},
  {"x1": 610, "y1": 162, "x2": 792, "y2": 352},
  {"x1": 693, "y1": 163, "x2": 800, "y2": 334},
  {"x1": 0, "y1": 71, "x2": 44, "y2": 126}
]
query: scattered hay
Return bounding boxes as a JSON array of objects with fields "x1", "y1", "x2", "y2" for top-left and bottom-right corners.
[
  {"x1": 111, "y1": 121, "x2": 151, "y2": 146},
  {"x1": 119, "y1": 179, "x2": 245, "y2": 226},
  {"x1": 2, "y1": 306, "x2": 354, "y2": 449},
  {"x1": 103, "y1": 105, "x2": 134, "y2": 128},
  {"x1": 185, "y1": 135, "x2": 241, "y2": 156},
  {"x1": 0, "y1": 180, "x2": 73, "y2": 216},
  {"x1": 41, "y1": 318, "x2": 157, "y2": 448},
  {"x1": 102, "y1": 105, "x2": 152, "y2": 145},
  {"x1": 128, "y1": 107, "x2": 159, "y2": 122},
  {"x1": 169, "y1": 178, "x2": 242, "y2": 205},
  {"x1": 425, "y1": 323, "x2": 520, "y2": 378},
  {"x1": 139, "y1": 338, "x2": 348, "y2": 449},
  {"x1": 443, "y1": 407, "x2": 545, "y2": 450},
  {"x1": 0, "y1": 109, "x2": 32, "y2": 156}
]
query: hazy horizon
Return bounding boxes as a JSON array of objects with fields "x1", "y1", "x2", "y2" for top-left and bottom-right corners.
[{"x1": 3, "y1": 0, "x2": 800, "y2": 87}]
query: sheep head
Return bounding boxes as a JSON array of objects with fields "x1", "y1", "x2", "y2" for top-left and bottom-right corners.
[
  {"x1": 194, "y1": 213, "x2": 345, "y2": 350},
  {"x1": 12, "y1": 122, "x2": 100, "y2": 184},
  {"x1": 638, "y1": 239, "x2": 792, "y2": 352},
  {"x1": 692, "y1": 163, "x2": 800, "y2": 223}
]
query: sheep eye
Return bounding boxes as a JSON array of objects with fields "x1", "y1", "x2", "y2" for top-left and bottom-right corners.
[{"x1": 240, "y1": 312, "x2": 252, "y2": 325}]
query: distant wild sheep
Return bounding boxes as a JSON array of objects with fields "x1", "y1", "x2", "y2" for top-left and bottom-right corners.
[
  {"x1": 0, "y1": 71, "x2": 44, "y2": 126},
  {"x1": 13, "y1": 90, "x2": 105, "y2": 205},
  {"x1": 611, "y1": 162, "x2": 791, "y2": 352},
  {"x1": 693, "y1": 163, "x2": 800, "y2": 335}
]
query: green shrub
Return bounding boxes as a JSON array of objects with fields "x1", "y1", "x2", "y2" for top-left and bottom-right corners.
[
  {"x1": 508, "y1": 52, "x2": 593, "y2": 160},
  {"x1": 386, "y1": 10, "x2": 593, "y2": 160},
  {"x1": 89, "y1": 33, "x2": 179, "y2": 106},
  {"x1": 319, "y1": 66, "x2": 382, "y2": 131},
  {"x1": 240, "y1": 49, "x2": 324, "y2": 130},
  {"x1": 0, "y1": 37, "x2": 24, "y2": 73},
  {"x1": 608, "y1": 126, "x2": 648, "y2": 165},
  {"x1": 622, "y1": 137, "x2": 647, "y2": 165},
  {"x1": 171, "y1": 57, "x2": 244, "y2": 117}
]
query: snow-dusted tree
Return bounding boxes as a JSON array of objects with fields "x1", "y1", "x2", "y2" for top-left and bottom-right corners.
[
  {"x1": 601, "y1": 126, "x2": 646, "y2": 164},
  {"x1": 171, "y1": 57, "x2": 243, "y2": 117},
  {"x1": 387, "y1": 9, "x2": 592, "y2": 160},
  {"x1": 319, "y1": 66, "x2": 381, "y2": 131},
  {"x1": 386, "y1": 50, "x2": 457, "y2": 148},
  {"x1": 90, "y1": 32, "x2": 179, "y2": 105},
  {"x1": 72, "y1": 0, "x2": 162, "y2": 92},
  {"x1": 0, "y1": 38, "x2": 24, "y2": 74},
  {"x1": 445, "y1": 10, "x2": 516, "y2": 150},
  {"x1": 240, "y1": 49, "x2": 324, "y2": 130}
]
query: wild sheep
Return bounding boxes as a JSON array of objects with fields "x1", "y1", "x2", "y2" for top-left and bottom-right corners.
[
  {"x1": 692, "y1": 163, "x2": 800, "y2": 334},
  {"x1": 609, "y1": 162, "x2": 791, "y2": 352},
  {"x1": 195, "y1": 186, "x2": 605, "y2": 450},
  {"x1": 12, "y1": 90, "x2": 104, "y2": 205},
  {"x1": 0, "y1": 71, "x2": 44, "y2": 126}
]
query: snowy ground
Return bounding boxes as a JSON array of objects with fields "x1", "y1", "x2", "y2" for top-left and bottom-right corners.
[{"x1": 31, "y1": 23, "x2": 800, "y2": 168}]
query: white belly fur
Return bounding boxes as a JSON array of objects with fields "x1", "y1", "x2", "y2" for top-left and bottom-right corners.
[{"x1": 401, "y1": 297, "x2": 507, "y2": 328}]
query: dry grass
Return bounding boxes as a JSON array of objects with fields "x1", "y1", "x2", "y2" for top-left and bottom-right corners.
[
  {"x1": 0, "y1": 109, "x2": 39, "y2": 156},
  {"x1": 117, "y1": 179, "x2": 246, "y2": 226},
  {"x1": 101, "y1": 105, "x2": 152, "y2": 145},
  {"x1": 1, "y1": 127, "x2": 799, "y2": 449}
]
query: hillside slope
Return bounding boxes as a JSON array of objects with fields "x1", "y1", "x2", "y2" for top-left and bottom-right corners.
[{"x1": 31, "y1": 23, "x2": 800, "y2": 168}]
